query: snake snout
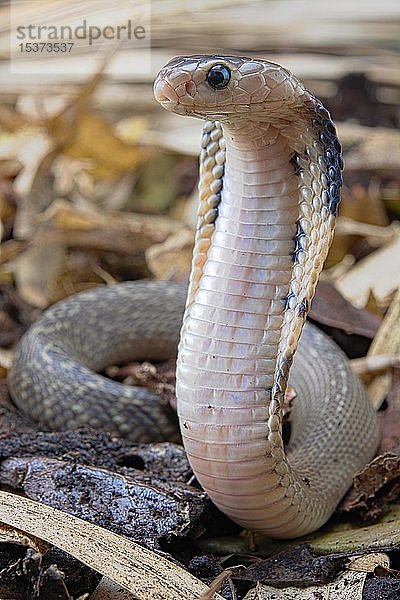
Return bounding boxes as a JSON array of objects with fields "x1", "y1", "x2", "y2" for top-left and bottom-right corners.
[
  {"x1": 154, "y1": 68, "x2": 196, "y2": 115},
  {"x1": 153, "y1": 78, "x2": 178, "y2": 105}
]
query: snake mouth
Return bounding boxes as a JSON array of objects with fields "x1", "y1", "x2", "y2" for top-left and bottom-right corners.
[
  {"x1": 154, "y1": 79, "x2": 177, "y2": 103},
  {"x1": 153, "y1": 78, "x2": 187, "y2": 115}
]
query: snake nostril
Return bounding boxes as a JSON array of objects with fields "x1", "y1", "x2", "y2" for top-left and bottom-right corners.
[{"x1": 184, "y1": 80, "x2": 196, "y2": 98}]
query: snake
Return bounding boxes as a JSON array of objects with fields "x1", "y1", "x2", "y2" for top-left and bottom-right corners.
[{"x1": 8, "y1": 55, "x2": 379, "y2": 538}]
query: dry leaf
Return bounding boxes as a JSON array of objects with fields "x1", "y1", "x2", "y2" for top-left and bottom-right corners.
[
  {"x1": 310, "y1": 280, "x2": 380, "y2": 338},
  {"x1": 44, "y1": 200, "x2": 181, "y2": 254},
  {"x1": 348, "y1": 553, "x2": 390, "y2": 572},
  {"x1": 336, "y1": 234, "x2": 400, "y2": 308},
  {"x1": 91, "y1": 577, "x2": 137, "y2": 600},
  {"x1": 4, "y1": 129, "x2": 56, "y2": 239},
  {"x1": 11, "y1": 241, "x2": 64, "y2": 306},
  {"x1": 0, "y1": 455, "x2": 207, "y2": 550},
  {"x1": 243, "y1": 571, "x2": 367, "y2": 600},
  {"x1": 350, "y1": 355, "x2": 400, "y2": 378},
  {"x1": 326, "y1": 183, "x2": 389, "y2": 267},
  {"x1": 115, "y1": 116, "x2": 150, "y2": 145},
  {"x1": 367, "y1": 287, "x2": 400, "y2": 409},
  {"x1": 334, "y1": 218, "x2": 395, "y2": 244},
  {"x1": 377, "y1": 367, "x2": 400, "y2": 455},
  {"x1": 0, "y1": 521, "x2": 43, "y2": 552},
  {"x1": 309, "y1": 511, "x2": 400, "y2": 555},
  {"x1": 338, "y1": 453, "x2": 400, "y2": 521},
  {"x1": 11, "y1": 242, "x2": 66, "y2": 307},
  {"x1": 235, "y1": 545, "x2": 346, "y2": 588},
  {"x1": 146, "y1": 228, "x2": 193, "y2": 281},
  {"x1": 9, "y1": 200, "x2": 183, "y2": 306},
  {"x1": 0, "y1": 491, "x2": 223, "y2": 600},
  {"x1": 60, "y1": 111, "x2": 151, "y2": 180},
  {"x1": 338, "y1": 124, "x2": 400, "y2": 174}
]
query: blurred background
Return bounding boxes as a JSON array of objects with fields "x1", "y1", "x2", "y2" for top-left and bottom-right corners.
[{"x1": 0, "y1": 1, "x2": 399, "y2": 379}]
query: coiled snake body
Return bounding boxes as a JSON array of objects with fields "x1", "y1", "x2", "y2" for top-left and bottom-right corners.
[{"x1": 9, "y1": 55, "x2": 379, "y2": 538}]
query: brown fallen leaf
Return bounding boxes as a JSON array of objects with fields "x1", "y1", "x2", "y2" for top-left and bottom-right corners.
[
  {"x1": 146, "y1": 227, "x2": 193, "y2": 281},
  {"x1": 347, "y1": 552, "x2": 390, "y2": 573},
  {"x1": 45, "y1": 200, "x2": 182, "y2": 252},
  {"x1": 0, "y1": 189, "x2": 16, "y2": 242},
  {"x1": 133, "y1": 151, "x2": 194, "y2": 214},
  {"x1": 12, "y1": 134, "x2": 57, "y2": 239},
  {"x1": 367, "y1": 287, "x2": 400, "y2": 410},
  {"x1": 11, "y1": 200, "x2": 183, "y2": 306},
  {"x1": 377, "y1": 366, "x2": 400, "y2": 455},
  {"x1": 59, "y1": 110, "x2": 151, "y2": 180},
  {"x1": 198, "y1": 567, "x2": 237, "y2": 600},
  {"x1": 0, "y1": 239, "x2": 27, "y2": 265},
  {"x1": 242, "y1": 570, "x2": 367, "y2": 600},
  {"x1": 0, "y1": 520, "x2": 43, "y2": 553},
  {"x1": 350, "y1": 355, "x2": 400, "y2": 379},
  {"x1": 336, "y1": 234, "x2": 400, "y2": 309},
  {"x1": 310, "y1": 280, "x2": 380, "y2": 338},
  {"x1": 0, "y1": 105, "x2": 28, "y2": 132},
  {"x1": 338, "y1": 453, "x2": 400, "y2": 522},
  {"x1": 198, "y1": 501, "x2": 400, "y2": 559},
  {"x1": 310, "y1": 508, "x2": 400, "y2": 556},
  {"x1": 0, "y1": 520, "x2": 99, "y2": 599},
  {"x1": 334, "y1": 218, "x2": 395, "y2": 243},
  {"x1": 235, "y1": 545, "x2": 347, "y2": 588},
  {"x1": 338, "y1": 124, "x2": 400, "y2": 175},
  {"x1": 326, "y1": 180, "x2": 389, "y2": 268},
  {"x1": 337, "y1": 325, "x2": 400, "y2": 522},
  {"x1": 0, "y1": 491, "x2": 222, "y2": 599},
  {"x1": 12, "y1": 241, "x2": 66, "y2": 308}
]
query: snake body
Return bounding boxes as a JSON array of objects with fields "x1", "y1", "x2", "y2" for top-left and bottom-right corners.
[{"x1": 9, "y1": 55, "x2": 379, "y2": 537}]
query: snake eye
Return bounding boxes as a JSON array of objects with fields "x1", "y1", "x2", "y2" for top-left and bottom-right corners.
[{"x1": 206, "y1": 64, "x2": 231, "y2": 89}]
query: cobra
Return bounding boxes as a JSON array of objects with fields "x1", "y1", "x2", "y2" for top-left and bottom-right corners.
[{"x1": 9, "y1": 55, "x2": 379, "y2": 538}]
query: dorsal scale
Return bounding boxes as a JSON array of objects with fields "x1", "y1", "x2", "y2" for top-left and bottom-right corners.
[{"x1": 185, "y1": 120, "x2": 225, "y2": 308}]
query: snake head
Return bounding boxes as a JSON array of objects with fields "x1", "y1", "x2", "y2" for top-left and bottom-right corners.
[{"x1": 154, "y1": 54, "x2": 312, "y2": 123}]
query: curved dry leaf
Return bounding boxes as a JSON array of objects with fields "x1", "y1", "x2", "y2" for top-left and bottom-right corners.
[
  {"x1": 0, "y1": 521, "x2": 43, "y2": 552},
  {"x1": 334, "y1": 218, "x2": 395, "y2": 242},
  {"x1": 350, "y1": 355, "x2": 400, "y2": 378},
  {"x1": 243, "y1": 571, "x2": 367, "y2": 600},
  {"x1": 337, "y1": 124, "x2": 400, "y2": 174},
  {"x1": 309, "y1": 517, "x2": 400, "y2": 555},
  {"x1": 198, "y1": 500, "x2": 400, "y2": 560},
  {"x1": 311, "y1": 280, "x2": 380, "y2": 338},
  {"x1": 348, "y1": 552, "x2": 390, "y2": 573},
  {"x1": 60, "y1": 111, "x2": 152, "y2": 180},
  {"x1": 91, "y1": 577, "x2": 138, "y2": 600},
  {"x1": 366, "y1": 287, "x2": 400, "y2": 409},
  {"x1": 336, "y1": 234, "x2": 400, "y2": 308},
  {"x1": 0, "y1": 491, "x2": 223, "y2": 600}
]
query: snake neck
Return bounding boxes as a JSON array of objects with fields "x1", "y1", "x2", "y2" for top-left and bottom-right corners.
[
  {"x1": 176, "y1": 120, "x2": 311, "y2": 535},
  {"x1": 180, "y1": 120, "x2": 299, "y2": 404},
  {"x1": 217, "y1": 119, "x2": 300, "y2": 399}
]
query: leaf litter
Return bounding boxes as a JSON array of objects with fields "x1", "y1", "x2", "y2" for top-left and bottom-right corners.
[{"x1": 0, "y1": 2, "x2": 400, "y2": 598}]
